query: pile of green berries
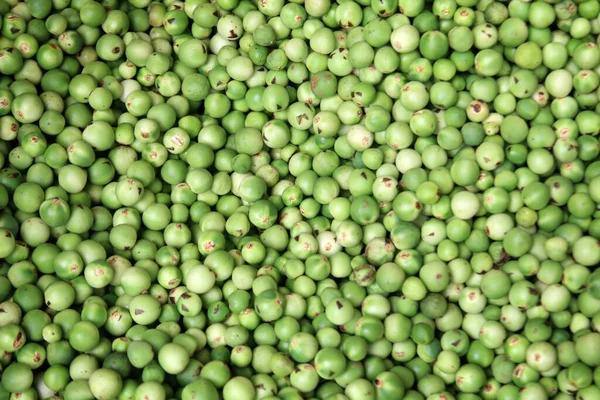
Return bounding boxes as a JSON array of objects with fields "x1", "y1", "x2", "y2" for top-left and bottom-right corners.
[{"x1": 0, "y1": 0, "x2": 599, "y2": 400}]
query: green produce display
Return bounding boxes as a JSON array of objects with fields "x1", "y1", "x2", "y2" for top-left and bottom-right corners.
[{"x1": 0, "y1": 0, "x2": 599, "y2": 400}]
